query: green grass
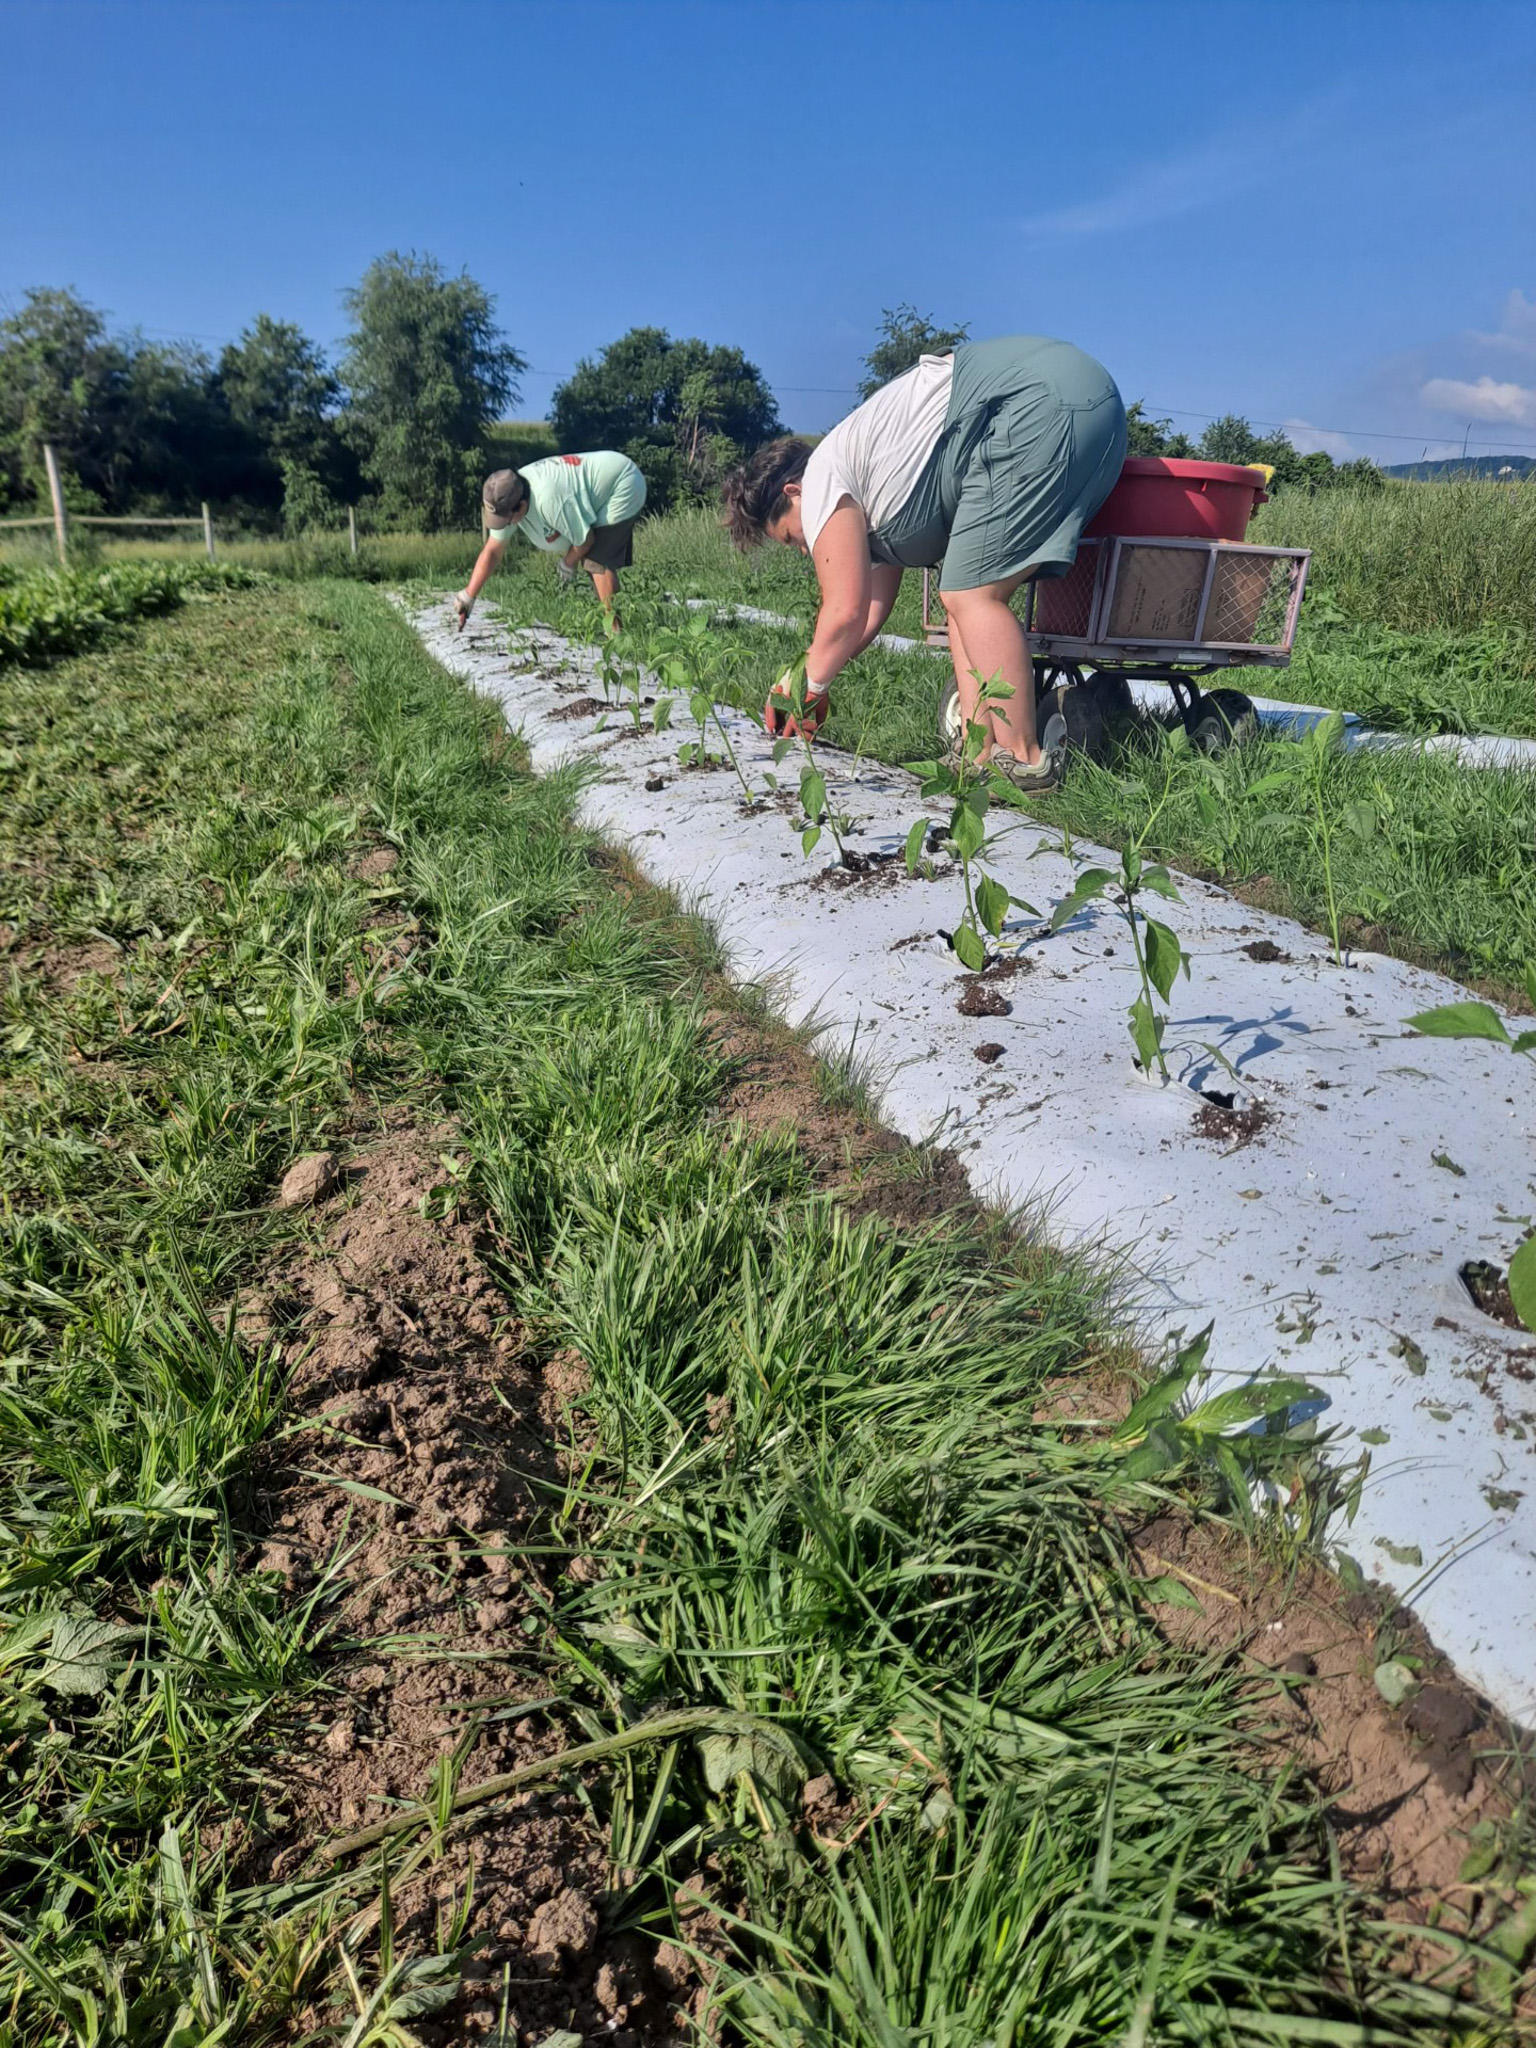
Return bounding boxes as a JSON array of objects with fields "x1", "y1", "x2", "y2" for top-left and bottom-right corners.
[
  {"x1": 1252, "y1": 477, "x2": 1536, "y2": 637},
  {"x1": 495, "y1": 569, "x2": 1536, "y2": 993},
  {"x1": 0, "y1": 556, "x2": 264, "y2": 665},
  {"x1": 2, "y1": 579, "x2": 1509, "y2": 2039}
]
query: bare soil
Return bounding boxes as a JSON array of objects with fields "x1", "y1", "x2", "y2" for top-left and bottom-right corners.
[
  {"x1": 240, "y1": 1122, "x2": 700, "y2": 2043},
  {"x1": 236, "y1": 1011, "x2": 1528, "y2": 2033},
  {"x1": 1191, "y1": 1097, "x2": 1274, "y2": 1148},
  {"x1": 1128, "y1": 1513, "x2": 1527, "y2": 1941}
]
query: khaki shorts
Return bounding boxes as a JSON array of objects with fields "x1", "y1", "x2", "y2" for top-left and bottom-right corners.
[{"x1": 584, "y1": 518, "x2": 638, "y2": 573}]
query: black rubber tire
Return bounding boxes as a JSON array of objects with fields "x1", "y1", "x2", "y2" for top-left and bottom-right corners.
[
  {"x1": 1085, "y1": 671, "x2": 1136, "y2": 726},
  {"x1": 1191, "y1": 687, "x2": 1259, "y2": 753},
  {"x1": 1039, "y1": 681, "x2": 1107, "y2": 759}
]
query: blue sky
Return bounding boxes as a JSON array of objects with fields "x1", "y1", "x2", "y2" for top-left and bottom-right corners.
[{"x1": 4, "y1": 0, "x2": 1534, "y2": 459}]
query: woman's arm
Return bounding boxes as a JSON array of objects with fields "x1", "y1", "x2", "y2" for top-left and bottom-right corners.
[
  {"x1": 804, "y1": 500, "x2": 873, "y2": 685},
  {"x1": 455, "y1": 536, "x2": 507, "y2": 629},
  {"x1": 855, "y1": 564, "x2": 902, "y2": 651}
]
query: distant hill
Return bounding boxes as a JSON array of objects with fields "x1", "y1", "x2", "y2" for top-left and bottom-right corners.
[{"x1": 1383, "y1": 454, "x2": 1535, "y2": 480}]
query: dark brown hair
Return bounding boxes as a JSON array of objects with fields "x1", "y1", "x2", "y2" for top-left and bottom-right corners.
[{"x1": 720, "y1": 436, "x2": 813, "y2": 551}]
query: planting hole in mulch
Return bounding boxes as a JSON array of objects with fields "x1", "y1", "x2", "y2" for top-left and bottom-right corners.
[
  {"x1": 1192, "y1": 1096, "x2": 1273, "y2": 1147},
  {"x1": 807, "y1": 849, "x2": 907, "y2": 892},
  {"x1": 957, "y1": 982, "x2": 1010, "y2": 1017},
  {"x1": 1460, "y1": 1258, "x2": 1523, "y2": 1330},
  {"x1": 546, "y1": 695, "x2": 607, "y2": 721},
  {"x1": 1242, "y1": 939, "x2": 1292, "y2": 964}
]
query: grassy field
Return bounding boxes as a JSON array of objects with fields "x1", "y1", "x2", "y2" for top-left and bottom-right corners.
[{"x1": 5, "y1": 582, "x2": 1522, "y2": 2041}]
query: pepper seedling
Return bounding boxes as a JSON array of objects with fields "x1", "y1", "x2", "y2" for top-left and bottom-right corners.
[{"x1": 909, "y1": 673, "x2": 1037, "y2": 970}]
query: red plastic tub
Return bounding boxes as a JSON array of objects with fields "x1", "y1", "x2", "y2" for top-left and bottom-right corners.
[{"x1": 1086, "y1": 457, "x2": 1270, "y2": 542}]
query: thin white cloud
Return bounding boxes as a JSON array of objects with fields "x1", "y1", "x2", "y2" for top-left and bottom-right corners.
[
  {"x1": 1467, "y1": 289, "x2": 1536, "y2": 361},
  {"x1": 1282, "y1": 418, "x2": 1359, "y2": 460},
  {"x1": 1022, "y1": 135, "x2": 1253, "y2": 239},
  {"x1": 1419, "y1": 375, "x2": 1536, "y2": 427}
]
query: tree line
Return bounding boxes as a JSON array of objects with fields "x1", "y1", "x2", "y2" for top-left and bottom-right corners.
[{"x1": 0, "y1": 272, "x2": 1379, "y2": 534}]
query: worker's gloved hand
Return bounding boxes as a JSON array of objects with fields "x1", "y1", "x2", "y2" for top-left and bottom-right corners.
[
  {"x1": 556, "y1": 559, "x2": 577, "y2": 587},
  {"x1": 764, "y1": 665, "x2": 829, "y2": 739},
  {"x1": 454, "y1": 588, "x2": 475, "y2": 633}
]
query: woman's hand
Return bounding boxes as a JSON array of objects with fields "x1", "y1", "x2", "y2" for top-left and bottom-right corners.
[
  {"x1": 764, "y1": 665, "x2": 829, "y2": 738},
  {"x1": 454, "y1": 588, "x2": 475, "y2": 632}
]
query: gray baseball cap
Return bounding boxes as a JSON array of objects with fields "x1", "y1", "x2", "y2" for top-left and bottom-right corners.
[{"x1": 482, "y1": 469, "x2": 527, "y2": 528}]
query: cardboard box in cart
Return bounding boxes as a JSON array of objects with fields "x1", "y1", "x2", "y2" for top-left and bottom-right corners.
[{"x1": 1105, "y1": 544, "x2": 1207, "y2": 641}]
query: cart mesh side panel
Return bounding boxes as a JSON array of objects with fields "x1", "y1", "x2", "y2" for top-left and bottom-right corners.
[
  {"x1": 1205, "y1": 551, "x2": 1299, "y2": 649},
  {"x1": 1105, "y1": 545, "x2": 1207, "y2": 641},
  {"x1": 1032, "y1": 539, "x2": 1103, "y2": 636}
]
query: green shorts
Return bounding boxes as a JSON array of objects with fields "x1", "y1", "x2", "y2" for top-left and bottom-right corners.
[
  {"x1": 870, "y1": 336, "x2": 1127, "y2": 592},
  {"x1": 584, "y1": 517, "x2": 638, "y2": 573}
]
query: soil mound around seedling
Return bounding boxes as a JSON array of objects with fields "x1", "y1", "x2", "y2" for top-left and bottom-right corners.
[
  {"x1": 1127, "y1": 1516, "x2": 1519, "y2": 1929},
  {"x1": 240, "y1": 1122, "x2": 702, "y2": 2044},
  {"x1": 1192, "y1": 1097, "x2": 1273, "y2": 1147}
]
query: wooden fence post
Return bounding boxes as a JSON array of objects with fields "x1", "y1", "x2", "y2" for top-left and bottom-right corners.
[
  {"x1": 202, "y1": 503, "x2": 216, "y2": 562},
  {"x1": 43, "y1": 444, "x2": 68, "y2": 565},
  {"x1": 348, "y1": 506, "x2": 358, "y2": 558}
]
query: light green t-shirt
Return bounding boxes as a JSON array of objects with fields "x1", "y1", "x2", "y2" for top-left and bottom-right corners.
[{"x1": 490, "y1": 450, "x2": 646, "y2": 553}]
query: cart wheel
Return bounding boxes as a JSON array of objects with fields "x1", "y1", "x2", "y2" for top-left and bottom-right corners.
[
  {"x1": 1085, "y1": 671, "x2": 1136, "y2": 727},
  {"x1": 1191, "y1": 687, "x2": 1259, "y2": 754},
  {"x1": 1039, "y1": 681, "x2": 1107, "y2": 759}
]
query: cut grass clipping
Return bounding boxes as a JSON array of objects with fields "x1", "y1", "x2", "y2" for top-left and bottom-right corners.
[{"x1": 0, "y1": 580, "x2": 1512, "y2": 2040}]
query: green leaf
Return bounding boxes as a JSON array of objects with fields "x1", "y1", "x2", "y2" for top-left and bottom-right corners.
[
  {"x1": 1389, "y1": 1332, "x2": 1428, "y2": 1376},
  {"x1": 1374, "y1": 1538, "x2": 1423, "y2": 1568},
  {"x1": 950, "y1": 801, "x2": 986, "y2": 862},
  {"x1": 1136, "y1": 1574, "x2": 1204, "y2": 1612},
  {"x1": 772, "y1": 736, "x2": 794, "y2": 764},
  {"x1": 904, "y1": 816, "x2": 930, "y2": 876},
  {"x1": 1511, "y1": 1029, "x2": 1536, "y2": 1056},
  {"x1": 41, "y1": 1616, "x2": 134, "y2": 1696},
  {"x1": 1114, "y1": 1326, "x2": 1213, "y2": 1442},
  {"x1": 1049, "y1": 867, "x2": 1113, "y2": 931},
  {"x1": 976, "y1": 874, "x2": 1011, "y2": 936},
  {"x1": 1138, "y1": 864, "x2": 1182, "y2": 901},
  {"x1": 697, "y1": 1724, "x2": 805, "y2": 1800},
  {"x1": 690, "y1": 690, "x2": 711, "y2": 723},
  {"x1": 800, "y1": 768, "x2": 827, "y2": 822},
  {"x1": 1359, "y1": 1426, "x2": 1390, "y2": 1446},
  {"x1": 1404, "y1": 1001, "x2": 1510, "y2": 1044},
  {"x1": 1340, "y1": 800, "x2": 1377, "y2": 839},
  {"x1": 1508, "y1": 1232, "x2": 1536, "y2": 1334},
  {"x1": 952, "y1": 922, "x2": 987, "y2": 971},
  {"x1": 1127, "y1": 993, "x2": 1163, "y2": 1072},
  {"x1": 1118, "y1": 1418, "x2": 1186, "y2": 1480},
  {"x1": 652, "y1": 696, "x2": 674, "y2": 732},
  {"x1": 1143, "y1": 919, "x2": 1185, "y2": 1003},
  {"x1": 801, "y1": 825, "x2": 822, "y2": 856},
  {"x1": 1183, "y1": 1376, "x2": 1317, "y2": 1438}
]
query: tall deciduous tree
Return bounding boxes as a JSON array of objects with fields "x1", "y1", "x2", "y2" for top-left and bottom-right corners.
[
  {"x1": 338, "y1": 253, "x2": 524, "y2": 529},
  {"x1": 551, "y1": 327, "x2": 781, "y2": 510},
  {"x1": 0, "y1": 287, "x2": 129, "y2": 509},
  {"x1": 857, "y1": 304, "x2": 969, "y2": 399}
]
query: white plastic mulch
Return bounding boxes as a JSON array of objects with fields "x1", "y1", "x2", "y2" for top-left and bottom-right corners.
[{"x1": 414, "y1": 601, "x2": 1536, "y2": 1723}]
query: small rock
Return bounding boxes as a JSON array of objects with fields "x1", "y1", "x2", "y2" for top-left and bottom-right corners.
[
  {"x1": 1405, "y1": 1684, "x2": 1479, "y2": 1746},
  {"x1": 322, "y1": 1718, "x2": 356, "y2": 1756},
  {"x1": 525, "y1": 1886, "x2": 598, "y2": 1960},
  {"x1": 651, "y1": 1941, "x2": 692, "y2": 1993},
  {"x1": 277, "y1": 1151, "x2": 340, "y2": 1209}
]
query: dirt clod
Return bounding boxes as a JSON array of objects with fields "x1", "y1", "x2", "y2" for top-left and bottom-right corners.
[
  {"x1": 1242, "y1": 940, "x2": 1291, "y2": 964},
  {"x1": 277, "y1": 1150, "x2": 341, "y2": 1209},
  {"x1": 1192, "y1": 1100, "x2": 1272, "y2": 1148},
  {"x1": 527, "y1": 1887, "x2": 600, "y2": 1962},
  {"x1": 957, "y1": 982, "x2": 1010, "y2": 1017},
  {"x1": 644, "y1": 775, "x2": 666, "y2": 792},
  {"x1": 974, "y1": 1042, "x2": 1005, "y2": 1065},
  {"x1": 1281, "y1": 1651, "x2": 1318, "y2": 1677},
  {"x1": 547, "y1": 695, "x2": 606, "y2": 721}
]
